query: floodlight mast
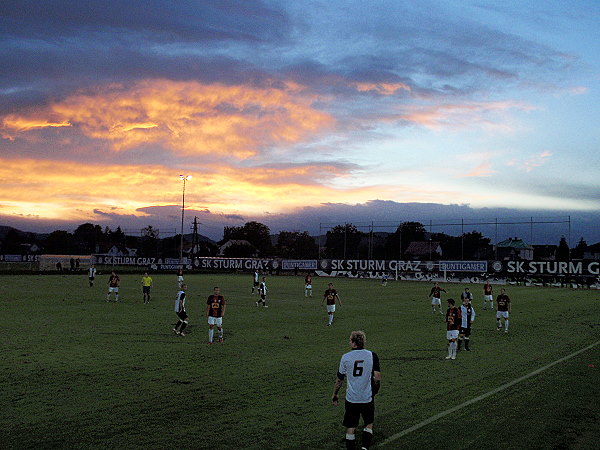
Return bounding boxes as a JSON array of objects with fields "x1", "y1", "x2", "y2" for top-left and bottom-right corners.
[{"x1": 179, "y1": 175, "x2": 192, "y2": 267}]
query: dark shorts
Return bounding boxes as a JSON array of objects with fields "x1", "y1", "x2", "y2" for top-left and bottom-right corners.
[
  {"x1": 459, "y1": 327, "x2": 471, "y2": 337},
  {"x1": 176, "y1": 311, "x2": 188, "y2": 321},
  {"x1": 143, "y1": 286, "x2": 151, "y2": 294},
  {"x1": 253, "y1": 281, "x2": 259, "y2": 287},
  {"x1": 260, "y1": 294, "x2": 266, "y2": 300},
  {"x1": 89, "y1": 277, "x2": 95, "y2": 281},
  {"x1": 343, "y1": 400, "x2": 375, "y2": 428}
]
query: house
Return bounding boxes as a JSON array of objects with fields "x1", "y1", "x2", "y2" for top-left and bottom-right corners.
[
  {"x1": 532, "y1": 244, "x2": 557, "y2": 261},
  {"x1": 583, "y1": 242, "x2": 600, "y2": 260},
  {"x1": 496, "y1": 237, "x2": 533, "y2": 260},
  {"x1": 404, "y1": 241, "x2": 442, "y2": 260},
  {"x1": 218, "y1": 239, "x2": 255, "y2": 256},
  {"x1": 106, "y1": 245, "x2": 137, "y2": 257}
]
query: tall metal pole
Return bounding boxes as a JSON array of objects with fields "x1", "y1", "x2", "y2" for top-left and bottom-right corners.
[{"x1": 179, "y1": 175, "x2": 191, "y2": 267}]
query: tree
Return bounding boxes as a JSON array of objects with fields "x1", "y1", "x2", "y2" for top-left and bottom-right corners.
[
  {"x1": 384, "y1": 222, "x2": 427, "y2": 259},
  {"x1": 571, "y1": 237, "x2": 587, "y2": 259},
  {"x1": 73, "y1": 223, "x2": 104, "y2": 253},
  {"x1": 44, "y1": 230, "x2": 74, "y2": 254},
  {"x1": 2, "y1": 229, "x2": 24, "y2": 253},
  {"x1": 223, "y1": 242, "x2": 256, "y2": 258},
  {"x1": 557, "y1": 236, "x2": 570, "y2": 261},
  {"x1": 325, "y1": 223, "x2": 363, "y2": 259},
  {"x1": 276, "y1": 231, "x2": 318, "y2": 259},
  {"x1": 223, "y1": 221, "x2": 272, "y2": 256}
]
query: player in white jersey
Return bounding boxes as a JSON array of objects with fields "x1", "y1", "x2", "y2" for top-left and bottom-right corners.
[
  {"x1": 173, "y1": 284, "x2": 188, "y2": 336},
  {"x1": 176, "y1": 268, "x2": 184, "y2": 289},
  {"x1": 88, "y1": 265, "x2": 96, "y2": 287},
  {"x1": 332, "y1": 331, "x2": 381, "y2": 450},
  {"x1": 251, "y1": 270, "x2": 260, "y2": 294},
  {"x1": 256, "y1": 276, "x2": 268, "y2": 307}
]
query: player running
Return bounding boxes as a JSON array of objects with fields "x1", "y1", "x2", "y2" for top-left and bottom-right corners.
[
  {"x1": 428, "y1": 282, "x2": 446, "y2": 314},
  {"x1": 173, "y1": 284, "x2": 188, "y2": 336},
  {"x1": 332, "y1": 331, "x2": 381, "y2": 450},
  {"x1": 206, "y1": 286, "x2": 226, "y2": 344},
  {"x1": 496, "y1": 288, "x2": 511, "y2": 333},
  {"x1": 483, "y1": 280, "x2": 494, "y2": 310},
  {"x1": 445, "y1": 298, "x2": 461, "y2": 360},
  {"x1": 322, "y1": 282, "x2": 342, "y2": 326},
  {"x1": 305, "y1": 273, "x2": 313, "y2": 297}
]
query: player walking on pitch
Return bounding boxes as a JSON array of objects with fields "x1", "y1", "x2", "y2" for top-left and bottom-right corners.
[
  {"x1": 445, "y1": 298, "x2": 461, "y2": 360},
  {"x1": 428, "y1": 282, "x2": 446, "y2": 314},
  {"x1": 251, "y1": 270, "x2": 259, "y2": 294},
  {"x1": 176, "y1": 268, "x2": 184, "y2": 290},
  {"x1": 173, "y1": 284, "x2": 188, "y2": 336},
  {"x1": 322, "y1": 282, "x2": 342, "y2": 326},
  {"x1": 496, "y1": 288, "x2": 511, "y2": 333},
  {"x1": 88, "y1": 264, "x2": 96, "y2": 287},
  {"x1": 106, "y1": 271, "x2": 120, "y2": 302},
  {"x1": 483, "y1": 280, "x2": 494, "y2": 310},
  {"x1": 332, "y1": 330, "x2": 381, "y2": 450},
  {"x1": 305, "y1": 273, "x2": 313, "y2": 297},
  {"x1": 206, "y1": 286, "x2": 226, "y2": 344},
  {"x1": 256, "y1": 276, "x2": 268, "y2": 307}
]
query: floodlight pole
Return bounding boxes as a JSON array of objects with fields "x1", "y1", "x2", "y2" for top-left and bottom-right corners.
[{"x1": 179, "y1": 175, "x2": 192, "y2": 267}]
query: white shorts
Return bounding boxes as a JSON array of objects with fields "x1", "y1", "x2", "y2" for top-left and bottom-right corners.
[
  {"x1": 306, "y1": 284, "x2": 312, "y2": 289},
  {"x1": 431, "y1": 297, "x2": 441, "y2": 305},
  {"x1": 208, "y1": 316, "x2": 223, "y2": 326},
  {"x1": 108, "y1": 287, "x2": 119, "y2": 293},
  {"x1": 326, "y1": 304, "x2": 336, "y2": 313},
  {"x1": 484, "y1": 295, "x2": 493, "y2": 301},
  {"x1": 496, "y1": 311, "x2": 509, "y2": 319},
  {"x1": 447, "y1": 330, "x2": 459, "y2": 340}
]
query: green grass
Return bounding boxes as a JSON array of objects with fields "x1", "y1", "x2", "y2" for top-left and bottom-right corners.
[{"x1": 1, "y1": 273, "x2": 599, "y2": 449}]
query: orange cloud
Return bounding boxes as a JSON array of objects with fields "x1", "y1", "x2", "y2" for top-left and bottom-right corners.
[
  {"x1": 1, "y1": 79, "x2": 335, "y2": 158},
  {"x1": 462, "y1": 162, "x2": 496, "y2": 177},
  {"x1": 507, "y1": 151, "x2": 552, "y2": 172},
  {"x1": 352, "y1": 81, "x2": 411, "y2": 95},
  {"x1": 398, "y1": 101, "x2": 536, "y2": 130}
]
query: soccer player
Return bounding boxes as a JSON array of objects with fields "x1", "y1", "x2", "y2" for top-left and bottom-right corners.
[
  {"x1": 321, "y1": 282, "x2": 342, "y2": 326},
  {"x1": 332, "y1": 330, "x2": 381, "y2": 450},
  {"x1": 176, "y1": 268, "x2": 184, "y2": 290},
  {"x1": 460, "y1": 287, "x2": 473, "y2": 305},
  {"x1": 428, "y1": 282, "x2": 447, "y2": 314},
  {"x1": 458, "y1": 295, "x2": 476, "y2": 351},
  {"x1": 496, "y1": 288, "x2": 511, "y2": 333},
  {"x1": 173, "y1": 284, "x2": 188, "y2": 336},
  {"x1": 106, "y1": 271, "x2": 120, "y2": 302},
  {"x1": 445, "y1": 298, "x2": 461, "y2": 360},
  {"x1": 305, "y1": 273, "x2": 313, "y2": 297},
  {"x1": 141, "y1": 272, "x2": 153, "y2": 304},
  {"x1": 206, "y1": 286, "x2": 226, "y2": 344},
  {"x1": 251, "y1": 270, "x2": 259, "y2": 294},
  {"x1": 483, "y1": 280, "x2": 494, "y2": 310},
  {"x1": 88, "y1": 264, "x2": 96, "y2": 287},
  {"x1": 256, "y1": 276, "x2": 268, "y2": 307}
]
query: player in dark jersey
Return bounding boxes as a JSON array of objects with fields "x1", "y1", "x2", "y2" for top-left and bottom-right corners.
[
  {"x1": 445, "y1": 298, "x2": 461, "y2": 360},
  {"x1": 428, "y1": 282, "x2": 447, "y2": 314},
  {"x1": 321, "y1": 282, "x2": 342, "y2": 326},
  {"x1": 206, "y1": 286, "x2": 226, "y2": 344},
  {"x1": 106, "y1": 271, "x2": 120, "y2": 302},
  {"x1": 483, "y1": 280, "x2": 494, "y2": 310},
  {"x1": 305, "y1": 273, "x2": 313, "y2": 297},
  {"x1": 332, "y1": 331, "x2": 381, "y2": 450},
  {"x1": 495, "y1": 288, "x2": 511, "y2": 333},
  {"x1": 458, "y1": 295, "x2": 476, "y2": 351}
]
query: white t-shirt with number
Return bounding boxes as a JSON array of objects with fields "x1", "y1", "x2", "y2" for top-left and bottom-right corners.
[{"x1": 337, "y1": 349, "x2": 380, "y2": 403}]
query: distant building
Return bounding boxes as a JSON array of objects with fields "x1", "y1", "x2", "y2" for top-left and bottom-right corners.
[
  {"x1": 583, "y1": 242, "x2": 600, "y2": 260},
  {"x1": 218, "y1": 239, "x2": 255, "y2": 256},
  {"x1": 496, "y1": 237, "x2": 533, "y2": 260},
  {"x1": 404, "y1": 241, "x2": 442, "y2": 260},
  {"x1": 532, "y1": 244, "x2": 557, "y2": 261},
  {"x1": 106, "y1": 245, "x2": 137, "y2": 257}
]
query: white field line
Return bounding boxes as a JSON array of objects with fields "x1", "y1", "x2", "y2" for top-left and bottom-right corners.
[{"x1": 377, "y1": 340, "x2": 600, "y2": 448}]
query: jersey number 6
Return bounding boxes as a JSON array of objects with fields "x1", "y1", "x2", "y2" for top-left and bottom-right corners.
[{"x1": 353, "y1": 360, "x2": 364, "y2": 377}]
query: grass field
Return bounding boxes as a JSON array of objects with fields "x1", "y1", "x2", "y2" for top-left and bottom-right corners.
[{"x1": 1, "y1": 273, "x2": 599, "y2": 449}]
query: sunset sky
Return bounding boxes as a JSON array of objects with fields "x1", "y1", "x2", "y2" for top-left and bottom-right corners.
[{"x1": 1, "y1": 1, "x2": 599, "y2": 243}]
